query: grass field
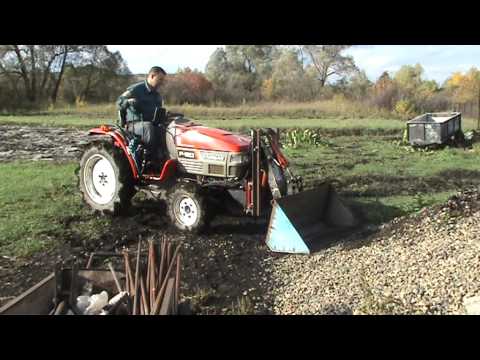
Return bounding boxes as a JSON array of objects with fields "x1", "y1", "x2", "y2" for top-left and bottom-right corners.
[
  {"x1": 1, "y1": 102, "x2": 478, "y2": 131},
  {"x1": 0, "y1": 161, "x2": 112, "y2": 258},
  {"x1": 283, "y1": 135, "x2": 480, "y2": 223}
]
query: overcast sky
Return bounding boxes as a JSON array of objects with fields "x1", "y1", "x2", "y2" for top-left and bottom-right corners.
[{"x1": 107, "y1": 45, "x2": 480, "y2": 84}]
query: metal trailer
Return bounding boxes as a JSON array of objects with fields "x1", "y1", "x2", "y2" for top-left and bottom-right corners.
[{"x1": 406, "y1": 112, "x2": 462, "y2": 146}]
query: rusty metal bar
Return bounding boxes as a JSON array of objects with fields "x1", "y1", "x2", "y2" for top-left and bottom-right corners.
[
  {"x1": 150, "y1": 241, "x2": 157, "y2": 308},
  {"x1": 158, "y1": 238, "x2": 167, "y2": 290},
  {"x1": 123, "y1": 250, "x2": 130, "y2": 294},
  {"x1": 107, "y1": 262, "x2": 123, "y2": 294},
  {"x1": 146, "y1": 241, "x2": 152, "y2": 296},
  {"x1": 151, "y1": 244, "x2": 181, "y2": 315},
  {"x1": 166, "y1": 242, "x2": 172, "y2": 269},
  {"x1": 123, "y1": 250, "x2": 135, "y2": 295},
  {"x1": 86, "y1": 253, "x2": 95, "y2": 269},
  {"x1": 175, "y1": 254, "x2": 181, "y2": 313},
  {"x1": 132, "y1": 239, "x2": 142, "y2": 315},
  {"x1": 159, "y1": 278, "x2": 175, "y2": 315},
  {"x1": 140, "y1": 275, "x2": 149, "y2": 315}
]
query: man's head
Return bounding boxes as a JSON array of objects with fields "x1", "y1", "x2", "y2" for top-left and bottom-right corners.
[{"x1": 146, "y1": 66, "x2": 167, "y2": 90}]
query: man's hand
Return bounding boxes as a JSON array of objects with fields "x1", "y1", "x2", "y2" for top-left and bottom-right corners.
[{"x1": 127, "y1": 98, "x2": 137, "y2": 107}]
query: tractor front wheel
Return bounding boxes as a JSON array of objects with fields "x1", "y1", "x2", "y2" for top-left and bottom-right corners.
[{"x1": 167, "y1": 182, "x2": 209, "y2": 233}]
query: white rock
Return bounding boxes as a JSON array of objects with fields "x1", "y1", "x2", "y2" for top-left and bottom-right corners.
[{"x1": 463, "y1": 296, "x2": 480, "y2": 315}]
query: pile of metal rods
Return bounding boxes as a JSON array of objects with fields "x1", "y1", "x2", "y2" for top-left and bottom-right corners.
[{"x1": 123, "y1": 237, "x2": 182, "y2": 315}]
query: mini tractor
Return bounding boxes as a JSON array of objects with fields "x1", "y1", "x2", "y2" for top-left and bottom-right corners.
[{"x1": 78, "y1": 111, "x2": 357, "y2": 254}]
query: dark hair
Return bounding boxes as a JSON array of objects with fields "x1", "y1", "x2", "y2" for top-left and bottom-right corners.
[{"x1": 148, "y1": 66, "x2": 167, "y2": 76}]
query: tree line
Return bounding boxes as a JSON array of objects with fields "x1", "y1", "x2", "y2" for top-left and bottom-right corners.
[
  {"x1": 0, "y1": 45, "x2": 132, "y2": 110},
  {"x1": 1, "y1": 45, "x2": 480, "y2": 118}
]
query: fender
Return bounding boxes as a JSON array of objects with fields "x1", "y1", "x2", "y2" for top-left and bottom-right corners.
[
  {"x1": 89, "y1": 126, "x2": 140, "y2": 180},
  {"x1": 142, "y1": 159, "x2": 176, "y2": 182},
  {"x1": 88, "y1": 125, "x2": 177, "y2": 182}
]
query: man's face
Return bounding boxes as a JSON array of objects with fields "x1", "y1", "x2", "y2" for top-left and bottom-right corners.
[{"x1": 149, "y1": 73, "x2": 166, "y2": 90}]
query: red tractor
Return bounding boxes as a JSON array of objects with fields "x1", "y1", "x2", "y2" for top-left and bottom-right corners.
[{"x1": 78, "y1": 114, "x2": 356, "y2": 254}]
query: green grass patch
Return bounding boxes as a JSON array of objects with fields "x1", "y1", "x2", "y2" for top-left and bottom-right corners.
[
  {"x1": 283, "y1": 136, "x2": 480, "y2": 224},
  {"x1": 0, "y1": 113, "x2": 406, "y2": 131},
  {"x1": 0, "y1": 103, "x2": 477, "y2": 132},
  {"x1": 0, "y1": 161, "x2": 110, "y2": 258}
]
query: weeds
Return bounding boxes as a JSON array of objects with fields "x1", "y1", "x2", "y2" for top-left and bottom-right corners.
[{"x1": 231, "y1": 296, "x2": 255, "y2": 315}]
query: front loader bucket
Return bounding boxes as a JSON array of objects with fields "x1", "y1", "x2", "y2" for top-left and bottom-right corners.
[{"x1": 265, "y1": 183, "x2": 357, "y2": 254}]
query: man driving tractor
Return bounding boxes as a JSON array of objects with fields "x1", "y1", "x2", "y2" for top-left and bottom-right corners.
[{"x1": 116, "y1": 66, "x2": 167, "y2": 169}]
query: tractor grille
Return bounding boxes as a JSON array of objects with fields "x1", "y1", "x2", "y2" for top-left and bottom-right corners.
[
  {"x1": 178, "y1": 159, "x2": 203, "y2": 174},
  {"x1": 208, "y1": 164, "x2": 225, "y2": 175}
]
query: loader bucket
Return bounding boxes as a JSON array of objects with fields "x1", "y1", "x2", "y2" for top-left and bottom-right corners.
[{"x1": 265, "y1": 183, "x2": 357, "y2": 254}]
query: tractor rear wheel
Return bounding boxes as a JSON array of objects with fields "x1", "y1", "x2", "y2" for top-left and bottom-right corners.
[
  {"x1": 78, "y1": 139, "x2": 135, "y2": 215},
  {"x1": 167, "y1": 182, "x2": 209, "y2": 233}
]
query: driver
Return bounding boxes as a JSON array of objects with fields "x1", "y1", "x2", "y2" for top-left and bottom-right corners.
[{"x1": 116, "y1": 66, "x2": 167, "y2": 166}]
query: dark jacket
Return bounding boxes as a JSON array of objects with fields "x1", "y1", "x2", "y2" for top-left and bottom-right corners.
[{"x1": 117, "y1": 80, "x2": 163, "y2": 124}]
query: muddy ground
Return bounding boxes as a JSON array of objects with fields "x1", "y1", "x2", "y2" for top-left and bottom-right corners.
[{"x1": 0, "y1": 125, "x2": 91, "y2": 162}]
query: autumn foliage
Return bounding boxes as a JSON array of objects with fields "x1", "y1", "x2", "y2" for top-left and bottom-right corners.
[{"x1": 163, "y1": 68, "x2": 213, "y2": 105}]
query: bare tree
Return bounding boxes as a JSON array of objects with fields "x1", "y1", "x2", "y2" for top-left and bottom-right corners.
[{"x1": 301, "y1": 45, "x2": 357, "y2": 87}]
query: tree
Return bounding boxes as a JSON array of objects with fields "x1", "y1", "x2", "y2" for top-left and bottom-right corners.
[
  {"x1": 205, "y1": 46, "x2": 280, "y2": 102},
  {"x1": 394, "y1": 64, "x2": 424, "y2": 94},
  {"x1": 444, "y1": 67, "x2": 480, "y2": 104},
  {"x1": 346, "y1": 70, "x2": 372, "y2": 100},
  {"x1": 301, "y1": 45, "x2": 357, "y2": 87},
  {"x1": 269, "y1": 48, "x2": 307, "y2": 101},
  {"x1": 164, "y1": 68, "x2": 213, "y2": 105},
  {"x1": 205, "y1": 47, "x2": 230, "y2": 87},
  {"x1": 371, "y1": 71, "x2": 398, "y2": 109},
  {"x1": 61, "y1": 46, "x2": 131, "y2": 103},
  {"x1": 0, "y1": 45, "x2": 84, "y2": 104}
]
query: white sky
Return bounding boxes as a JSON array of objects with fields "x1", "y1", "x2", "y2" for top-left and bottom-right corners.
[
  {"x1": 107, "y1": 45, "x2": 221, "y2": 74},
  {"x1": 107, "y1": 45, "x2": 480, "y2": 84}
]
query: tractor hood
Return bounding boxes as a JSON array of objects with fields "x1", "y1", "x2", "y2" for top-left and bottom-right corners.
[{"x1": 174, "y1": 125, "x2": 251, "y2": 152}]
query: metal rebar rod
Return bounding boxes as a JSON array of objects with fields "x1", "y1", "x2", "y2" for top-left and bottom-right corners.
[
  {"x1": 107, "y1": 262, "x2": 123, "y2": 294},
  {"x1": 150, "y1": 241, "x2": 157, "y2": 306},
  {"x1": 158, "y1": 238, "x2": 167, "y2": 289},
  {"x1": 86, "y1": 253, "x2": 95, "y2": 269},
  {"x1": 123, "y1": 250, "x2": 130, "y2": 294},
  {"x1": 151, "y1": 244, "x2": 181, "y2": 315},
  {"x1": 140, "y1": 275, "x2": 150, "y2": 315},
  {"x1": 132, "y1": 239, "x2": 142, "y2": 315},
  {"x1": 123, "y1": 250, "x2": 135, "y2": 295},
  {"x1": 175, "y1": 254, "x2": 181, "y2": 314},
  {"x1": 146, "y1": 241, "x2": 152, "y2": 296},
  {"x1": 166, "y1": 242, "x2": 172, "y2": 269}
]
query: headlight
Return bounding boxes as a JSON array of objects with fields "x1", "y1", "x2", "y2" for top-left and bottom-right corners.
[
  {"x1": 200, "y1": 151, "x2": 227, "y2": 162},
  {"x1": 230, "y1": 153, "x2": 249, "y2": 164}
]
